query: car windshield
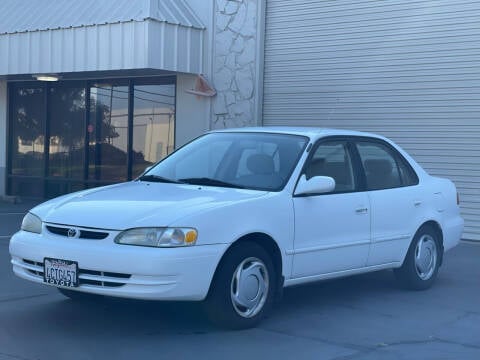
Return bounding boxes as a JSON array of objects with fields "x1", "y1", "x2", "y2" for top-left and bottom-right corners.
[{"x1": 139, "y1": 132, "x2": 309, "y2": 191}]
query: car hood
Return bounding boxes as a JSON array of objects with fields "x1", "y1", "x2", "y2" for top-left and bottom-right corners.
[{"x1": 32, "y1": 181, "x2": 268, "y2": 230}]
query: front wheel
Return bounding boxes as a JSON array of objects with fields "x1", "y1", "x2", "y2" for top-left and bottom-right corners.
[
  {"x1": 394, "y1": 225, "x2": 441, "y2": 290},
  {"x1": 204, "y1": 242, "x2": 276, "y2": 329}
]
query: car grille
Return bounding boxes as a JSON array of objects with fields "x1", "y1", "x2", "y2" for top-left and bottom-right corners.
[
  {"x1": 46, "y1": 225, "x2": 109, "y2": 240},
  {"x1": 22, "y1": 259, "x2": 131, "y2": 288}
]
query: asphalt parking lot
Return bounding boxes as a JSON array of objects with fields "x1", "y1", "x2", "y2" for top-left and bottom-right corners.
[{"x1": 1, "y1": 200, "x2": 479, "y2": 360}]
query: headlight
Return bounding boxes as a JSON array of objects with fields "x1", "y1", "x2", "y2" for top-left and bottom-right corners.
[
  {"x1": 114, "y1": 227, "x2": 197, "y2": 248},
  {"x1": 21, "y1": 213, "x2": 42, "y2": 234}
]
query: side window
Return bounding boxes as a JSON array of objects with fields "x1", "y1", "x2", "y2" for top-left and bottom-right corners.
[
  {"x1": 397, "y1": 156, "x2": 419, "y2": 186},
  {"x1": 304, "y1": 141, "x2": 355, "y2": 192},
  {"x1": 356, "y1": 141, "x2": 416, "y2": 190}
]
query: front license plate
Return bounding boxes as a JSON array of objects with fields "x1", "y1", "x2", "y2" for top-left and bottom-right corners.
[{"x1": 43, "y1": 258, "x2": 79, "y2": 287}]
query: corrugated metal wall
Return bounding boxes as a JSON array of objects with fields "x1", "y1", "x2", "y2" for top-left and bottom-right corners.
[
  {"x1": 0, "y1": 22, "x2": 149, "y2": 74},
  {"x1": 263, "y1": 0, "x2": 480, "y2": 241},
  {"x1": 0, "y1": 0, "x2": 205, "y2": 76},
  {"x1": 0, "y1": 20, "x2": 204, "y2": 75},
  {"x1": 0, "y1": 0, "x2": 204, "y2": 34}
]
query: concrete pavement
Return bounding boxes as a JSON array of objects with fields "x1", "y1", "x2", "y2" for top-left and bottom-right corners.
[{"x1": 1, "y1": 200, "x2": 479, "y2": 359}]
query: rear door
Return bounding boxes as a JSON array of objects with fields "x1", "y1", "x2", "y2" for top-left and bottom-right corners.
[{"x1": 354, "y1": 139, "x2": 422, "y2": 266}]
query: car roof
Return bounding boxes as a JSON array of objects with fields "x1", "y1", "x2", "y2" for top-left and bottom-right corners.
[
  {"x1": 210, "y1": 126, "x2": 386, "y2": 140},
  {"x1": 209, "y1": 126, "x2": 427, "y2": 179}
]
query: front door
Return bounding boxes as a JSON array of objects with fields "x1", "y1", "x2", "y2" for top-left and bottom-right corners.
[{"x1": 292, "y1": 139, "x2": 371, "y2": 278}]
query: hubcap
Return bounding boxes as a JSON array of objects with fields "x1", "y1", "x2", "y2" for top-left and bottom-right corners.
[
  {"x1": 230, "y1": 257, "x2": 269, "y2": 318},
  {"x1": 414, "y1": 235, "x2": 438, "y2": 280}
]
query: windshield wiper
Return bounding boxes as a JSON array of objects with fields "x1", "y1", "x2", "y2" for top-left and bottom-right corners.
[
  {"x1": 179, "y1": 177, "x2": 245, "y2": 189},
  {"x1": 137, "y1": 175, "x2": 182, "y2": 184}
]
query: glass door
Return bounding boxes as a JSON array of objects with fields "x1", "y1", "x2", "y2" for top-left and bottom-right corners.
[
  {"x1": 89, "y1": 82, "x2": 129, "y2": 185},
  {"x1": 8, "y1": 85, "x2": 46, "y2": 197},
  {"x1": 46, "y1": 84, "x2": 86, "y2": 197},
  {"x1": 132, "y1": 83, "x2": 175, "y2": 178},
  {"x1": 7, "y1": 77, "x2": 176, "y2": 199}
]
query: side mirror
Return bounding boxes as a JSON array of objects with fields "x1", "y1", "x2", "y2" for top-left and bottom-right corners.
[{"x1": 294, "y1": 175, "x2": 335, "y2": 196}]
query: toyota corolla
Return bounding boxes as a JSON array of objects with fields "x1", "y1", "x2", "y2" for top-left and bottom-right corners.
[{"x1": 9, "y1": 127, "x2": 464, "y2": 329}]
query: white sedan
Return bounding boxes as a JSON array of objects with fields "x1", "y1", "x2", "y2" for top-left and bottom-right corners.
[{"x1": 9, "y1": 127, "x2": 464, "y2": 329}]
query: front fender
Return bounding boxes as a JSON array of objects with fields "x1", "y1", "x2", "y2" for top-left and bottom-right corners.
[{"x1": 169, "y1": 192, "x2": 294, "y2": 278}]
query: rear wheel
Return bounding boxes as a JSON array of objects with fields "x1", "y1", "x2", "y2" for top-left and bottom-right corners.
[
  {"x1": 394, "y1": 225, "x2": 441, "y2": 290},
  {"x1": 204, "y1": 242, "x2": 276, "y2": 329}
]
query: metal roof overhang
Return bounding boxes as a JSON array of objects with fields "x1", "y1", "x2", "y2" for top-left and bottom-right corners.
[{"x1": 0, "y1": 0, "x2": 205, "y2": 79}]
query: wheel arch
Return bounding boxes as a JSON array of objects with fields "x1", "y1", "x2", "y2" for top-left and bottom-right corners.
[
  {"x1": 207, "y1": 232, "x2": 284, "y2": 299},
  {"x1": 417, "y1": 220, "x2": 444, "y2": 265}
]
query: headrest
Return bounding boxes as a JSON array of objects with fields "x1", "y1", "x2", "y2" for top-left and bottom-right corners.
[
  {"x1": 364, "y1": 159, "x2": 392, "y2": 174},
  {"x1": 247, "y1": 154, "x2": 274, "y2": 175},
  {"x1": 305, "y1": 158, "x2": 325, "y2": 179},
  {"x1": 310, "y1": 158, "x2": 325, "y2": 169}
]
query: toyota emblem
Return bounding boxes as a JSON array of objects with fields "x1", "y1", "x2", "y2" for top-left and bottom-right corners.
[{"x1": 67, "y1": 228, "x2": 77, "y2": 238}]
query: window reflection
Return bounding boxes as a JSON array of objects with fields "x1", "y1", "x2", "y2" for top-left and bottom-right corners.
[
  {"x1": 10, "y1": 87, "x2": 45, "y2": 177},
  {"x1": 89, "y1": 85, "x2": 129, "y2": 182},
  {"x1": 9, "y1": 87, "x2": 45, "y2": 197},
  {"x1": 48, "y1": 86, "x2": 86, "y2": 179},
  {"x1": 133, "y1": 84, "x2": 175, "y2": 178},
  {"x1": 8, "y1": 78, "x2": 176, "y2": 198}
]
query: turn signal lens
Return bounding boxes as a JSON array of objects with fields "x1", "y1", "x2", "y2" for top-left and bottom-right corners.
[{"x1": 185, "y1": 230, "x2": 198, "y2": 244}]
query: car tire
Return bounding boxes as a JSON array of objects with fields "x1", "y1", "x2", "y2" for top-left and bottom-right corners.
[
  {"x1": 57, "y1": 288, "x2": 104, "y2": 302},
  {"x1": 204, "y1": 242, "x2": 276, "y2": 330},
  {"x1": 394, "y1": 225, "x2": 441, "y2": 290}
]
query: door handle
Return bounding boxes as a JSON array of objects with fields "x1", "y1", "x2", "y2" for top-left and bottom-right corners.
[
  {"x1": 355, "y1": 207, "x2": 368, "y2": 214},
  {"x1": 414, "y1": 200, "x2": 422, "y2": 207}
]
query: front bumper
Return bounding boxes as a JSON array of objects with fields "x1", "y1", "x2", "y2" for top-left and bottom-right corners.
[{"x1": 9, "y1": 229, "x2": 227, "y2": 301}]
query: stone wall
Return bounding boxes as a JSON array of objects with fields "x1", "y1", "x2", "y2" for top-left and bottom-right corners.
[{"x1": 212, "y1": 0, "x2": 260, "y2": 129}]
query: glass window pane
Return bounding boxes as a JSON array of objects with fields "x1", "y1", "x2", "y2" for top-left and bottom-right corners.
[
  {"x1": 8, "y1": 78, "x2": 177, "y2": 198},
  {"x1": 45, "y1": 179, "x2": 85, "y2": 198},
  {"x1": 306, "y1": 141, "x2": 355, "y2": 192},
  {"x1": 356, "y1": 142, "x2": 403, "y2": 190},
  {"x1": 8, "y1": 177, "x2": 44, "y2": 198},
  {"x1": 132, "y1": 84, "x2": 175, "y2": 178},
  {"x1": 89, "y1": 85, "x2": 129, "y2": 182},
  {"x1": 149, "y1": 133, "x2": 307, "y2": 191},
  {"x1": 48, "y1": 86, "x2": 86, "y2": 179},
  {"x1": 397, "y1": 156, "x2": 419, "y2": 186},
  {"x1": 174, "y1": 140, "x2": 232, "y2": 180},
  {"x1": 10, "y1": 86, "x2": 45, "y2": 177}
]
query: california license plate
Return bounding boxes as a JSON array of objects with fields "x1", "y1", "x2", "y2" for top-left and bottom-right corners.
[{"x1": 43, "y1": 258, "x2": 79, "y2": 287}]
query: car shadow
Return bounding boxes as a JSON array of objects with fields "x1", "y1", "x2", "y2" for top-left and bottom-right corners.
[
  {"x1": 280, "y1": 268, "x2": 399, "y2": 307},
  {"x1": 51, "y1": 297, "x2": 214, "y2": 335},
  {"x1": 23, "y1": 269, "x2": 404, "y2": 336}
]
